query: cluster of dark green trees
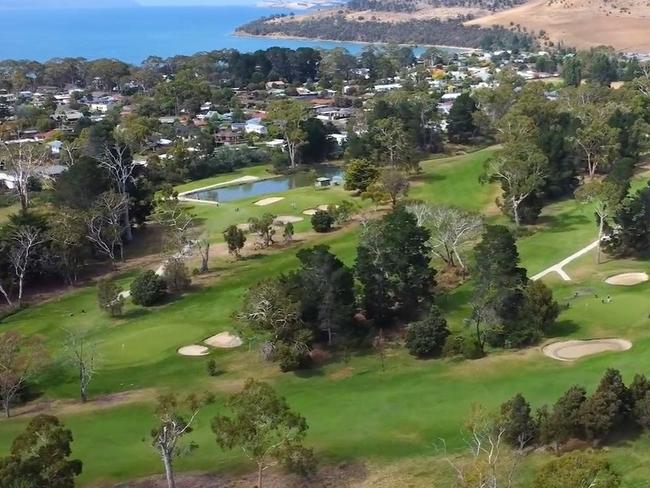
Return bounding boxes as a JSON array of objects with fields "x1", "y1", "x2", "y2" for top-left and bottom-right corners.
[
  {"x1": 239, "y1": 207, "x2": 559, "y2": 371},
  {"x1": 239, "y1": 207, "x2": 435, "y2": 370},
  {"x1": 470, "y1": 225, "x2": 560, "y2": 350},
  {"x1": 239, "y1": 15, "x2": 534, "y2": 51},
  {"x1": 446, "y1": 69, "x2": 649, "y2": 227},
  {"x1": 500, "y1": 369, "x2": 650, "y2": 450},
  {"x1": 348, "y1": 0, "x2": 527, "y2": 12},
  {"x1": 604, "y1": 181, "x2": 650, "y2": 258},
  {"x1": 0, "y1": 47, "x2": 322, "y2": 94},
  {"x1": 346, "y1": 90, "x2": 443, "y2": 166}
]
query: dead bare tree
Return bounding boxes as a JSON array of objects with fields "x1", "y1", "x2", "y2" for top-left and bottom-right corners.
[
  {"x1": 407, "y1": 203, "x2": 483, "y2": 269},
  {"x1": 151, "y1": 394, "x2": 202, "y2": 488},
  {"x1": 9, "y1": 226, "x2": 45, "y2": 304},
  {"x1": 60, "y1": 139, "x2": 81, "y2": 166},
  {"x1": 98, "y1": 143, "x2": 135, "y2": 242},
  {"x1": 85, "y1": 191, "x2": 128, "y2": 263},
  {"x1": 196, "y1": 233, "x2": 210, "y2": 273},
  {"x1": 63, "y1": 329, "x2": 97, "y2": 403},
  {"x1": 150, "y1": 194, "x2": 195, "y2": 256},
  {"x1": 0, "y1": 331, "x2": 46, "y2": 418},
  {"x1": 0, "y1": 140, "x2": 49, "y2": 213},
  {"x1": 441, "y1": 405, "x2": 525, "y2": 488}
]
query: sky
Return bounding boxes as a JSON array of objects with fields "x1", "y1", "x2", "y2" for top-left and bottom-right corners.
[
  {"x1": 0, "y1": 0, "x2": 263, "y2": 8},
  {"x1": 137, "y1": 0, "x2": 260, "y2": 4}
]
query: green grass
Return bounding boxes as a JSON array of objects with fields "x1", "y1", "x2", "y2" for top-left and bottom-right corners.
[
  {"x1": 3, "y1": 149, "x2": 650, "y2": 487},
  {"x1": 0, "y1": 202, "x2": 20, "y2": 223}
]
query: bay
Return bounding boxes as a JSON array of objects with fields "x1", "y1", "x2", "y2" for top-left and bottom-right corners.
[{"x1": 0, "y1": 5, "x2": 436, "y2": 63}]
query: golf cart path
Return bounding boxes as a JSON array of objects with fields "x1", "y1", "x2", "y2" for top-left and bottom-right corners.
[{"x1": 531, "y1": 240, "x2": 600, "y2": 282}]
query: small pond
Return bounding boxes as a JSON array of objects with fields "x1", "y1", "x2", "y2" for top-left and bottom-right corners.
[{"x1": 184, "y1": 166, "x2": 344, "y2": 203}]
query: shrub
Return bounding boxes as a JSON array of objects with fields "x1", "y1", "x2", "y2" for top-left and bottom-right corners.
[
  {"x1": 206, "y1": 358, "x2": 219, "y2": 377},
  {"x1": 130, "y1": 270, "x2": 167, "y2": 306},
  {"x1": 405, "y1": 305, "x2": 450, "y2": 358},
  {"x1": 441, "y1": 335, "x2": 465, "y2": 358},
  {"x1": 275, "y1": 343, "x2": 310, "y2": 372},
  {"x1": 283, "y1": 222, "x2": 294, "y2": 242},
  {"x1": 163, "y1": 257, "x2": 191, "y2": 293},
  {"x1": 223, "y1": 225, "x2": 246, "y2": 257},
  {"x1": 97, "y1": 278, "x2": 124, "y2": 317},
  {"x1": 533, "y1": 451, "x2": 621, "y2": 488},
  {"x1": 462, "y1": 339, "x2": 485, "y2": 360},
  {"x1": 329, "y1": 200, "x2": 354, "y2": 225},
  {"x1": 311, "y1": 210, "x2": 334, "y2": 233},
  {"x1": 499, "y1": 393, "x2": 537, "y2": 447}
]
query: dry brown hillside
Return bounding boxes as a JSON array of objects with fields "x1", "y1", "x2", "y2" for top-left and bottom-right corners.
[{"x1": 466, "y1": 0, "x2": 650, "y2": 51}]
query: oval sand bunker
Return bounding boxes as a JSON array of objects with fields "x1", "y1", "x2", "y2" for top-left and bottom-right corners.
[
  {"x1": 204, "y1": 331, "x2": 243, "y2": 349},
  {"x1": 605, "y1": 272, "x2": 649, "y2": 286},
  {"x1": 178, "y1": 345, "x2": 210, "y2": 356},
  {"x1": 543, "y1": 339, "x2": 632, "y2": 361}
]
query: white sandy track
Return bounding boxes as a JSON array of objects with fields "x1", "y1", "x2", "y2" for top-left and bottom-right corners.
[
  {"x1": 605, "y1": 272, "x2": 649, "y2": 286},
  {"x1": 255, "y1": 197, "x2": 285, "y2": 206},
  {"x1": 531, "y1": 240, "x2": 600, "y2": 282},
  {"x1": 177, "y1": 175, "x2": 260, "y2": 197},
  {"x1": 542, "y1": 338, "x2": 632, "y2": 361},
  {"x1": 204, "y1": 331, "x2": 243, "y2": 348},
  {"x1": 178, "y1": 345, "x2": 210, "y2": 356}
]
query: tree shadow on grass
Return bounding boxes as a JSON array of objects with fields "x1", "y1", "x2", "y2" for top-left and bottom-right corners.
[
  {"x1": 240, "y1": 253, "x2": 265, "y2": 261},
  {"x1": 537, "y1": 212, "x2": 592, "y2": 234},
  {"x1": 293, "y1": 367, "x2": 325, "y2": 379},
  {"x1": 546, "y1": 319, "x2": 580, "y2": 338},
  {"x1": 121, "y1": 308, "x2": 151, "y2": 320}
]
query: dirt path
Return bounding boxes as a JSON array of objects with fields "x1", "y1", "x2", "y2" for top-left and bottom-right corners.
[
  {"x1": 1, "y1": 389, "x2": 158, "y2": 420},
  {"x1": 531, "y1": 240, "x2": 600, "y2": 282}
]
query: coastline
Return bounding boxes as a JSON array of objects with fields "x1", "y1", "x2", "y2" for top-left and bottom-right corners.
[{"x1": 232, "y1": 30, "x2": 479, "y2": 53}]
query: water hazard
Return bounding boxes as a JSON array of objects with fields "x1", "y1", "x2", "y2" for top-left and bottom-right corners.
[{"x1": 184, "y1": 167, "x2": 344, "y2": 203}]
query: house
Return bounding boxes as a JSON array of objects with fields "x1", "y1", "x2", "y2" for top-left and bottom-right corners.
[
  {"x1": 158, "y1": 116, "x2": 178, "y2": 124},
  {"x1": 215, "y1": 129, "x2": 242, "y2": 145},
  {"x1": 265, "y1": 139, "x2": 285, "y2": 150},
  {"x1": 0, "y1": 164, "x2": 67, "y2": 190},
  {"x1": 441, "y1": 93, "x2": 462, "y2": 102},
  {"x1": 266, "y1": 81, "x2": 286, "y2": 90},
  {"x1": 53, "y1": 106, "x2": 84, "y2": 122},
  {"x1": 328, "y1": 133, "x2": 347, "y2": 146},
  {"x1": 89, "y1": 101, "x2": 114, "y2": 113},
  {"x1": 374, "y1": 83, "x2": 402, "y2": 92},
  {"x1": 245, "y1": 118, "x2": 267, "y2": 135},
  {"x1": 296, "y1": 87, "x2": 317, "y2": 96},
  {"x1": 48, "y1": 140, "x2": 63, "y2": 156}
]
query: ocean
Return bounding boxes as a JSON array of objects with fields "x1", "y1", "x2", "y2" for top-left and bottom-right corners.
[{"x1": 0, "y1": 5, "x2": 415, "y2": 64}]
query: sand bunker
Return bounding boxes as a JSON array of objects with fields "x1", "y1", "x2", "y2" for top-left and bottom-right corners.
[
  {"x1": 254, "y1": 197, "x2": 284, "y2": 206},
  {"x1": 543, "y1": 339, "x2": 632, "y2": 362},
  {"x1": 275, "y1": 215, "x2": 303, "y2": 224},
  {"x1": 605, "y1": 272, "x2": 649, "y2": 286},
  {"x1": 317, "y1": 204, "x2": 337, "y2": 211},
  {"x1": 204, "y1": 332, "x2": 243, "y2": 349},
  {"x1": 236, "y1": 223, "x2": 251, "y2": 232},
  {"x1": 178, "y1": 345, "x2": 210, "y2": 356},
  {"x1": 302, "y1": 209, "x2": 318, "y2": 215}
]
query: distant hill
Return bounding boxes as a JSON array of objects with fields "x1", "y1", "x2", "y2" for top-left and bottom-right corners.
[
  {"x1": 467, "y1": 0, "x2": 650, "y2": 51},
  {"x1": 0, "y1": 0, "x2": 138, "y2": 9}
]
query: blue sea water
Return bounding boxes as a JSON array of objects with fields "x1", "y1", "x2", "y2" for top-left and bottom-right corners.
[{"x1": 0, "y1": 5, "x2": 392, "y2": 63}]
